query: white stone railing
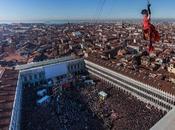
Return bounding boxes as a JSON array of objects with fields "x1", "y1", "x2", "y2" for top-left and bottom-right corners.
[
  {"x1": 9, "y1": 74, "x2": 23, "y2": 130},
  {"x1": 15, "y1": 56, "x2": 75, "y2": 70}
]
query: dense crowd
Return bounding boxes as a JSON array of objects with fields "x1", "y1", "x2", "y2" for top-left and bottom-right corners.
[
  {"x1": 21, "y1": 77, "x2": 165, "y2": 130},
  {"x1": 79, "y1": 79, "x2": 166, "y2": 130},
  {"x1": 21, "y1": 85, "x2": 105, "y2": 130}
]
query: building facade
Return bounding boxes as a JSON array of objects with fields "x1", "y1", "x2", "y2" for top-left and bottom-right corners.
[{"x1": 18, "y1": 57, "x2": 85, "y2": 87}]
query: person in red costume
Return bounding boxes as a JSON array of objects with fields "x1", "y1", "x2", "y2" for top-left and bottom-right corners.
[{"x1": 141, "y1": 3, "x2": 160, "y2": 53}]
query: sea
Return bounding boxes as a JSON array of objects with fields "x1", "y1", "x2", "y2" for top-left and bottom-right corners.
[
  {"x1": 0, "y1": 19, "x2": 140, "y2": 24},
  {"x1": 0, "y1": 19, "x2": 120, "y2": 24},
  {"x1": 1, "y1": 19, "x2": 175, "y2": 24}
]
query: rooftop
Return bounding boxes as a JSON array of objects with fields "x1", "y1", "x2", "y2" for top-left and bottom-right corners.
[
  {"x1": 86, "y1": 56, "x2": 175, "y2": 96},
  {"x1": 0, "y1": 68, "x2": 19, "y2": 130}
]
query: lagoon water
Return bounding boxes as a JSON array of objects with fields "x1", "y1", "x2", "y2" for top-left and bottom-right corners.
[{"x1": 0, "y1": 20, "x2": 95, "y2": 24}]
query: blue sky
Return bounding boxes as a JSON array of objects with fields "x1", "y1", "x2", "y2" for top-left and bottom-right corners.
[{"x1": 0, "y1": 0, "x2": 175, "y2": 21}]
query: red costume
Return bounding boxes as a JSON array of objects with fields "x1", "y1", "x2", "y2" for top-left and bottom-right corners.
[
  {"x1": 143, "y1": 16, "x2": 151, "y2": 30},
  {"x1": 142, "y1": 3, "x2": 160, "y2": 53},
  {"x1": 143, "y1": 16, "x2": 160, "y2": 53}
]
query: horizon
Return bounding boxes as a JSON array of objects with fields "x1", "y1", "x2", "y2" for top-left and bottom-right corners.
[
  {"x1": 1, "y1": 18, "x2": 175, "y2": 24},
  {"x1": 1, "y1": 0, "x2": 175, "y2": 21}
]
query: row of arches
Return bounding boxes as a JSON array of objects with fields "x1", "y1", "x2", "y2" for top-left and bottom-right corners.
[{"x1": 87, "y1": 67, "x2": 173, "y2": 112}]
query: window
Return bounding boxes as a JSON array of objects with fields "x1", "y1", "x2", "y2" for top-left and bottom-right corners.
[
  {"x1": 23, "y1": 76, "x2": 27, "y2": 81},
  {"x1": 77, "y1": 64, "x2": 80, "y2": 69},
  {"x1": 70, "y1": 65, "x2": 73, "y2": 70},
  {"x1": 34, "y1": 74, "x2": 37, "y2": 79},
  {"x1": 68, "y1": 66, "x2": 71, "y2": 71},
  {"x1": 39, "y1": 73, "x2": 42, "y2": 78},
  {"x1": 29, "y1": 75, "x2": 32, "y2": 80}
]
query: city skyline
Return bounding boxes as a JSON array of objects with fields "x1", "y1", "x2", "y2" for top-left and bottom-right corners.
[
  {"x1": 1, "y1": 1, "x2": 175, "y2": 129},
  {"x1": 0, "y1": 0, "x2": 175, "y2": 21}
]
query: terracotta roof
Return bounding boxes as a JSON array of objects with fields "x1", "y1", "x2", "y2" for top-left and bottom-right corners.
[
  {"x1": 0, "y1": 68, "x2": 19, "y2": 130},
  {"x1": 87, "y1": 56, "x2": 175, "y2": 96}
]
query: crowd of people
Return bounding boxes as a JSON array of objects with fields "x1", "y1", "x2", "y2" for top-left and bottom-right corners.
[
  {"x1": 20, "y1": 76, "x2": 165, "y2": 130},
  {"x1": 79, "y1": 78, "x2": 166, "y2": 130},
  {"x1": 21, "y1": 84, "x2": 104, "y2": 130}
]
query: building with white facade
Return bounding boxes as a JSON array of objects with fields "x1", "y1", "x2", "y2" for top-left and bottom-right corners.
[{"x1": 16, "y1": 56, "x2": 85, "y2": 87}]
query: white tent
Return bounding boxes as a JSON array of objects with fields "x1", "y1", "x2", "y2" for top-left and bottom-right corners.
[{"x1": 37, "y1": 95, "x2": 50, "y2": 105}]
